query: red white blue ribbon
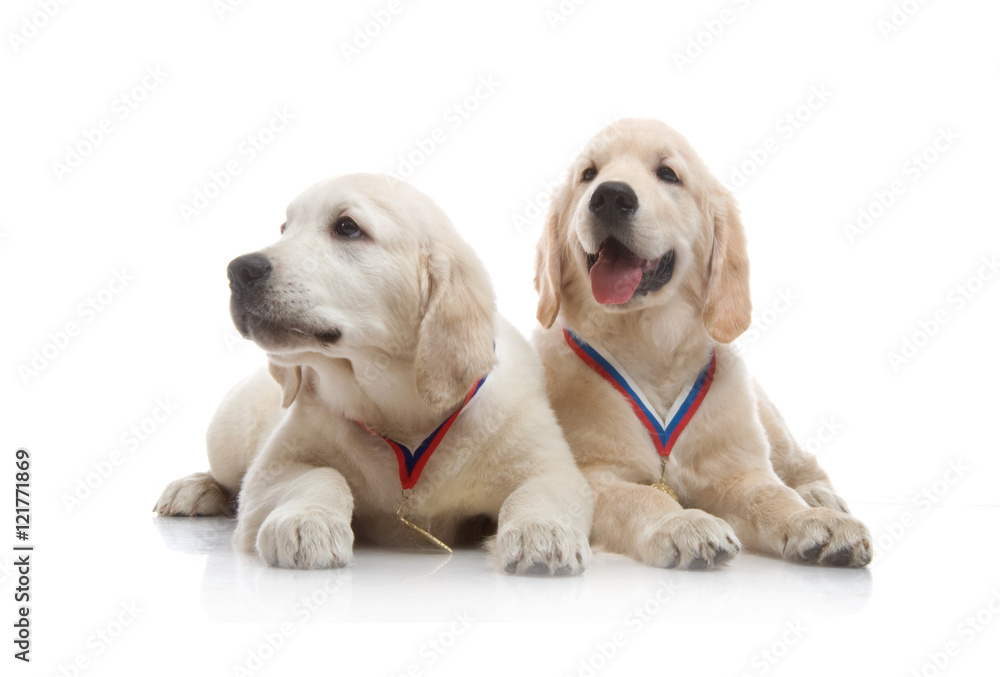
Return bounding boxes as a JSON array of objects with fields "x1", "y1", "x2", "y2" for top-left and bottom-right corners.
[
  {"x1": 563, "y1": 329, "x2": 715, "y2": 457},
  {"x1": 357, "y1": 375, "x2": 487, "y2": 490}
]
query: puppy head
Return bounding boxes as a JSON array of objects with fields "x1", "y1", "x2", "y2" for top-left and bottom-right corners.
[
  {"x1": 229, "y1": 174, "x2": 496, "y2": 409},
  {"x1": 535, "y1": 118, "x2": 751, "y2": 342}
]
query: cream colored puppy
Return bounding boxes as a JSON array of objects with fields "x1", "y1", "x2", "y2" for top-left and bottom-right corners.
[
  {"x1": 534, "y1": 119, "x2": 871, "y2": 569},
  {"x1": 156, "y1": 174, "x2": 592, "y2": 574}
]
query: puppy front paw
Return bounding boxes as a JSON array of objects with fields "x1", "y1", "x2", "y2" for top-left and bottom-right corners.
[
  {"x1": 782, "y1": 507, "x2": 871, "y2": 567},
  {"x1": 496, "y1": 519, "x2": 592, "y2": 575},
  {"x1": 154, "y1": 472, "x2": 233, "y2": 516},
  {"x1": 795, "y1": 481, "x2": 850, "y2": 513},
  {"x1": 256, "y1": 507, "x2": 354, "y2": 569},
  {"x1": 639, "y1": 509, "x2": 741, "y2": 570}
]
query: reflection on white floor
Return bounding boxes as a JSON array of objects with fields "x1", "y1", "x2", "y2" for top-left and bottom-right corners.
[
  {"x1": 151, "y1": 514, "x2": 876, "y2": 624},
  {"x1": 16, "y1": 502, "x2": 1000, "y2": 676}
]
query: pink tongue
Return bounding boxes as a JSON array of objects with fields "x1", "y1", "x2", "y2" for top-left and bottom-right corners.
[{"x1": 590, "y1": 240, "x2": 644, "y2": 304}]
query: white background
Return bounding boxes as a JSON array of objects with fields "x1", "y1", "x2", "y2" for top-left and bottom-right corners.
[{"x1": 2, "y1": 0, "x2": 999, "y2": 675}]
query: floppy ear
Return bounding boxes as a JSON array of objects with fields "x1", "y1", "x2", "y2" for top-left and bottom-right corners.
[
  {"x1": 534, "y1": 184, "x2": 570, "y2": 328},
  {"x1": 268, "y1": 361, "x2": 303, "y2": 409},
  {"x1": 415, "y1": 245, "x2": 497, "y2": 411},
  {"x1": 703, "y1": 190, "x2": 752, "y2": 343}
]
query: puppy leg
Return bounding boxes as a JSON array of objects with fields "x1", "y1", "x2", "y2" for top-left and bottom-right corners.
[
  {"x1": 495, "y1": 469, "x2": 593, "y2": 575},
  {"x1": 156, "y1": 368, "x2": 280, "y2": 518},
  {"x1": 756, "y1": 383, "x2": 849, "y2": 513},
  {"x1": 587, "y1": 467, "x2": 740, "y2": 569},
  {"x1": 236, "y1": 460, "x2": 355, "y2": 569},
  {"x1": 704, "y1": 469, "x2": 871, "y2": 567},
  {"x1": 154, "y1": 472, "x2": 234, "y2": 516}
]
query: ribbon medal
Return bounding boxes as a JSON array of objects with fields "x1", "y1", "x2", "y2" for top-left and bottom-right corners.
[
  {"x1": 563, "y1": 328, "x2": 715, "y2": 499},
  {"x1": 357, "y1": 375, "x2": 487, "y2": 552}
]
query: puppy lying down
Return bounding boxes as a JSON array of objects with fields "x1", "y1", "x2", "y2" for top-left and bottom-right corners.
[
  {"x1": 156, "y1": 174, "x2": 592, "y2": 574},
  {"x1": 534, "y1": 119, "x2": 872, "y2": 569}
]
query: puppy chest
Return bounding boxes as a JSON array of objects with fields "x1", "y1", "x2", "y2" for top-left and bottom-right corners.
[{"x1": 347, "y1": 429, "x2": 500, "y2": 515}]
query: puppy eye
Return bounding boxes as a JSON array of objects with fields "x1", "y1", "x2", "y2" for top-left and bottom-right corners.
[
  {"x1": 581, "y1": 167, "x2": 597, "y2": 182},
  {"x1": 657, "y1": 166, "x2": 681, "y2": 184},
  {"x1": 279, "y1": 222, "x2": 287, "y2": 234},
  {"x1": 333, "y1": 216, "x2": 363, "y2": 239}
]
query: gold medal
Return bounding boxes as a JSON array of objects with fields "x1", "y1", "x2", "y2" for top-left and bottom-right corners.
[
  {"x1": 651, "y1": 457, "x2": 679, "y2": 502},
  {"x1": 651, "y1": 481, "x2": 679, "y2": 501},
  {"x1": 397, "y1": 491, "x2": 451, "y2": 553},
  {"x1": 563, "y1": 331, "x2": 715, "y2": 507},
  {"x1": 357, "y1": 376, "x2": 486, "y2": 557}
]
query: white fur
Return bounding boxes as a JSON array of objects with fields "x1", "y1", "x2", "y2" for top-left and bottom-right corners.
[
  {"x1": 534, "y1": 120, "x2": 871, "y2": 569},
  {"x1": 156, "y1": 174, "x2": 592, "y2": 574}
]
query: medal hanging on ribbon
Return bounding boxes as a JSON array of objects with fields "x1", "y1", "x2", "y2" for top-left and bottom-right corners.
[
  {"x1": 357, "y1": 375, "x2": 487, "y2": 553},
  {"x1": 563, "y1": 329, "x2": 715, "y2": 501}
]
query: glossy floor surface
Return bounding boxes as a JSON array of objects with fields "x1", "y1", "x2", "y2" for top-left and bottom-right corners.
[
  {"x1": 5, "y1": 1, "x2": 999, "y2": 675},
  {"x1": 18, "y1": 500, "x2": 998, "y2": 676}
]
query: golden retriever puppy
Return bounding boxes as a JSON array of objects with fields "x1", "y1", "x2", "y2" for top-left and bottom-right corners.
[
  {"x1": 534, "y1": 119, "x2": 871, "y2": 569},
  {"x1": 156, "y1": 174, "x2": 592, "y2": 574}
]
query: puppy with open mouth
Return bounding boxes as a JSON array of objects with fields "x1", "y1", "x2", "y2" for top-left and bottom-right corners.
[
  {"x1": 156, "y1": 174, "x2": 593, "y2": 574},
  {"x1": 534, "y1": 119, "x2": 871, "y2": 569}
]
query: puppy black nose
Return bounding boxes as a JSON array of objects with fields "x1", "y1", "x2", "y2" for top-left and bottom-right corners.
[
  {"x1": 227, "y1": 253, "x2": 272, "y2": 291},
  {"x1": 589, "y1": 181, "x2": 638, "y2": 225}
]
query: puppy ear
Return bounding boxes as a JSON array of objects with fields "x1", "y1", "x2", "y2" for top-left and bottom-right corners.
[
  {"x1": 415, "y1": 246, "x2": 497, "y2": 411},
  {"x1": 534, "y1": 184, "x2": 569, "y2": 328},
  {"x1": 703, "y1": 190, "x2": 752, "y2": 343},
  {"x1": 268, "y1": 362, "x2": 303, "y2": 408}
]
